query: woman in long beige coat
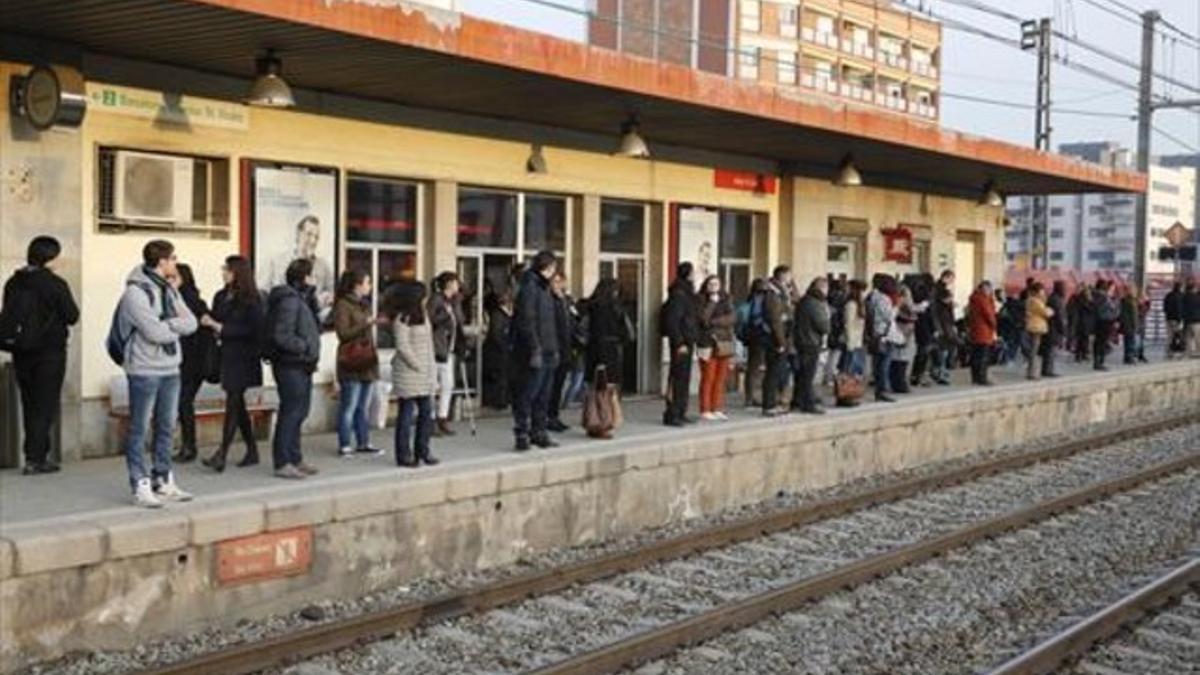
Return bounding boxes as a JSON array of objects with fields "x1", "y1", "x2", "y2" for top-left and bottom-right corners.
[{"x1": 386, "y1": 280, "x2": 438, "y2": 468}]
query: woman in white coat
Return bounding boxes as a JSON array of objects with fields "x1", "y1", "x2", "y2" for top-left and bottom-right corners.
[{"x1": 386, "y1": 280, "x2": 439, "y2": 468}]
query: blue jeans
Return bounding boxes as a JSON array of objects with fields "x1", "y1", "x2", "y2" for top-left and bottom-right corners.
[
  {"x1": 336, "y1": 379, "x2": 373, "y2": 449},
  {"x1": 872, "y1": 345, "x2": 893, "y2": 397},
  {"x1": 272, "y1": 365, "x2": 313, "y2": 470},
  {"x1": 840, "y1": 348, "x2": 866, "y2": 377},
  {"x1": 395, "y1": 396, "x2": 433, "y2": 463},
  {"x1": 124, "y1": 374, "x2": 181, "y2": 491},
  {"x1": 513, "y1": 357, "x2": 556, "y2": 440}
]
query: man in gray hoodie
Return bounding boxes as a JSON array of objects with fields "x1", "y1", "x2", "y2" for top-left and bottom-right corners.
[{"x1": 117, "y1": 240, "x2": 197, "y2": 508}]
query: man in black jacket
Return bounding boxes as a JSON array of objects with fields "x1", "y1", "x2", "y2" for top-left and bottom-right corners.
[
  {"x1": 1043, "y1": 280, "x2": 1067, "y2": 377},
  {"x1": 761, "y1": 266, "x2": 794, "y2": 416},
  {"x1": 1, "y1": 237, "x2": 79, "y2": 474},
  {"x1": 1163, "y1": 282, "x2": 1184, "y2": 358},
  {"x1": 1185, "y1": 280, "x2": 1200, "y2": 358},
  {"x1": 793, "y1": 277, "x2": 830, "y2": 414},
  {"x1": 661, "y1": 262, "x2": 700, "y2": 426},
  {"x1": 930, "y1": 270, "x2": 957, "y2": 385},
  {"x1": 511, "y1": 250, "x2": 561, "y2": 450},
  {"x1": 546, "y1": 272, "x2": 575, "y2": 433},
  {"x1": 267, "y1": 258, "x2": 322, "y2": 479}
]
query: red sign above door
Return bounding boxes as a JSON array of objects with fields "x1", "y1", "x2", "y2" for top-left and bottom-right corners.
[
  {"x1": 714, "y1": 169, "x2": 777, "y2": 195},
  {"x1": 881, "y1": 226, "x2": 914, "y2": 264}
]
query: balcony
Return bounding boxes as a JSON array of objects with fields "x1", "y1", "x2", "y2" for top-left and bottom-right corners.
[
  {"x1": 800, "y1": 72, "x2": 839, "y2": 94},
  {"x1": 840, "y1": 82, "x2": 874, "y2": 103},
  {"x1": 780, "y1": 22, "x2": 797, "y2": 39},
  {"x1": 912, "y1": 60, "x2": 938, "y2": 79},
  {"x1": 878, "y1": 93, "x2": 907, "y2": 111},
  {"x1": 908, "y1": 101, "x2": 938, "y2": 118},
  {"x1": 841, "y1": 38, "x2": 874, "y2": 60},
  {"x1": 878, "y1": 51, "x2": 908, "y2": 71},
  {"x1": 801, "y1": 27, "x2": 839, "y2": 49}
]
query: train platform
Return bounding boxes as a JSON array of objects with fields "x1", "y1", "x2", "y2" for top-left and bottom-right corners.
[{"x1": 2, "y1": 356, "x2": 1199, "y2": 672}]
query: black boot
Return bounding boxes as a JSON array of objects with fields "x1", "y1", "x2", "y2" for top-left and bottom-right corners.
[
  {"x1": 419, "y1": 448, "x2": 440, "y2": 466},
  {"x1": 396, "y1": 447, "x2": 419, "y2": 468},
  {"x1": 236, "y1": 445, "x2": 259, "y2": 468},
  {"x1": 174, "y1": 446, "x2": 198, "y2": 463},
  {"x1": 202, "y1": 446, "x2": 228, "y2": 473}
]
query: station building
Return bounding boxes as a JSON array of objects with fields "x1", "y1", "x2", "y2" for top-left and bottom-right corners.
[{"x1": 0, "y1": 0, "x2": 1142, "y2": 463}]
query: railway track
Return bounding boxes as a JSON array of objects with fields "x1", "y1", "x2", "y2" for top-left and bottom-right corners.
[
  {"x1": 141, "y1": 413, "x2": 1199, "y2": 675},
  {"x1": 987, "y1": 559, "x2": 1200, "y2": 675}
]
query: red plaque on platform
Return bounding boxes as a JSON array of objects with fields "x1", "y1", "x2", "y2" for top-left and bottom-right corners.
[{"x1": 215, "y1": 527, "x2": 313, "y2": 586}]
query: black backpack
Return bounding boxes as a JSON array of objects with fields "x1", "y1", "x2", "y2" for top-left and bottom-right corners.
[{"x1": 0, "y1": 281, "x2": 50, "y2": 353}]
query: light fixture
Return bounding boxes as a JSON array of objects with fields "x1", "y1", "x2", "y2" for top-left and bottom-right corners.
[
  {"x1": 526, "y1": 143, "x2": 548, "y2": 174},
  {"x1": 833, "y1": 154, "x2": 862, "y2": 187},
  {"x1": 614, "y1": 116, "x2": 650, "y2": 158},
  {"x1": 246, "y1": 50, "x2": 295, "y2": 108},
  {"x1": 979, "y1": 181, "x2": 1004, "y2": 207}
]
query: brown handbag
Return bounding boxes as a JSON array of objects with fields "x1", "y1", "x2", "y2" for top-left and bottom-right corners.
[
  {"x1": 834, "y1": 373, "x2": 865, "y2": 405},
  {"x1": 337, "y1": 339, "x2": 378, "y2": 373}
]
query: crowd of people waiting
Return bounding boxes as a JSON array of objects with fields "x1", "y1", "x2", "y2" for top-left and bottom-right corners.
[{"x1": 2, "y1": 235, "x2": 1200, "y2": 508}]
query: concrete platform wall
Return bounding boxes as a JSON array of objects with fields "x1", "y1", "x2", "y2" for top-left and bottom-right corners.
[{"x1": 2, "y1": 363, "x2": 1199, "y2": 671}]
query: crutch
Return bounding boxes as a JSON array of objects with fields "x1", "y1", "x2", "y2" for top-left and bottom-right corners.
[{"x1": 458, "y1": 358, "x2": 477, "y2": 436}]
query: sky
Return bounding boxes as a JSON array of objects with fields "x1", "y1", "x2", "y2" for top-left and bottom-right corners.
[{"x1": 460, "y1": 0, "x2": 1199, "y2": 159}]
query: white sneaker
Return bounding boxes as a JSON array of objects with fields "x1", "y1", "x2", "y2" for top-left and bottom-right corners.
[
  {"x1": 134, "y1": 478, "x2": 164, "y2": 509},
  {"x1": 338, "y1": 446, "x2": 355, "y2": 458},
  {"x1": 700, "y1": 412, "x2": 717, "y2": 421},
  {"x1": 714, "y1": 411, "x2": 729, "y2": 420},
  {"x1": 154, "y1": 472, "x2": 193, "y2": 502}
]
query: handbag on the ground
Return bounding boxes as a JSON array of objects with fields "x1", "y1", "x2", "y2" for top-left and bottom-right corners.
[{"x1": 834, "y1": 373, "x2": 865, "y2": 406}]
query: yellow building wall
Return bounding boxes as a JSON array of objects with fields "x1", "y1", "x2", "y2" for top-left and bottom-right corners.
[{"x1": 75, "y1": 80, "x2": 781, "y2": 399}]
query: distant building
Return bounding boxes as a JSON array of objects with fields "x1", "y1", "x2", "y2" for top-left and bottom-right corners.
[
  {"x1": 1006, "y1": 142, "x2": 1197, "y2": 275},
  {"x1": 588, "y1": 0, "x2": 734, "y2": 75},
  {"x1": 587, "y1": 0, "x2": 941, "y2": 120}
]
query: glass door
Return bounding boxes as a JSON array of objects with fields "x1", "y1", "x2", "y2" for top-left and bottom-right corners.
[
  {"x1": 599, "y1": 256, "x2": 645, "y2": 393},
  {"x1": 458, "y1": 251, "x2": 516, "y2": 406}
]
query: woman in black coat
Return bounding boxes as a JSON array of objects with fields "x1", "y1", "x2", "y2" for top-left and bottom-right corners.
[
  {"x1": 175, "y1": 263, "x2": 213, "y2": 463},
  {"x1": 586, "y1": 278, "x2": 628, "y2": 392},
  {"x1": 481, "y1": 288, "x2": 513, "y2": 410},
  {"x1": 201, "y1": 255, "x2": 265, "y2": 472}
]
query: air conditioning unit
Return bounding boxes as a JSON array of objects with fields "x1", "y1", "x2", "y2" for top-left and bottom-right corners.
[{"x1": 112, "y1": 150, "x2": 194, "y2": 223}]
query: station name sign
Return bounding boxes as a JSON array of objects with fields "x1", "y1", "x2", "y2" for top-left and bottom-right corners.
[
  {"x1": 713, "y1": 169, "x2": 777, "y2": 195},
  {"x1": 86, "y1": 83, "x2": 250, "y2": 131}
]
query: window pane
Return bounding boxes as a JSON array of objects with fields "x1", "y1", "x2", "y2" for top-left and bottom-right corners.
[
  {"x1": 719, "y1": 211, "x2": 754, "y2": 259},
  {"x1": 347, "y1": 177, "x2": 417, "y2": 245},
  {"x1": 374, "y1": 250, "x2": 418, "y2": 350},
  {"x1": 524, "y1": 195, "x2": 567, "y2": 252},
  {"x1": 345, "y1": 248, "x2": 372, "y2": 278},
  {"x1": 600, "y1": 201, "x2": 645, "y2": 254},
  {"x1": 721, "y1": 263, "x2": 751, "y2": 302},
  {"x1": 458, "y1": 189, "x2": 517, "y2": 248}
]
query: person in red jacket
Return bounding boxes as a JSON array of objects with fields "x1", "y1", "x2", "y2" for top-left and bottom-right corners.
[{"x1": 967, "y1": 281, "x2": 998, "y2": 386}]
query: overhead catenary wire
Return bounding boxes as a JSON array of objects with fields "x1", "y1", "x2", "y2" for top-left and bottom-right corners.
[
  {"x1": 1153, "y1": 125, "x2": 1199, "y2": 154},
  {"x1": 941, "y1": 91, "x2": 1132, "y2": 118}
]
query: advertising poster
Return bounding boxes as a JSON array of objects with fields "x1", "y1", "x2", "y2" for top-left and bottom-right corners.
[
  {"x1": 677, "y1": 207, "x2": 719, "y2": 291},
  {"x1": 253, "y1": 165, "x2": 338, "y2": 304}
]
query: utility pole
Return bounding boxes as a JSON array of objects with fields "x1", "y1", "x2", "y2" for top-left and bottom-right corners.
[
  {"x1": 1133, "y1": 10, "x2": 1159, "y2": 291},
  {"x1": 1023, "y1": 18, "x2": 1052, "y2": 269}
]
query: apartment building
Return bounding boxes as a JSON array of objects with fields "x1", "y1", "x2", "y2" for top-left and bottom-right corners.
[
  {"x1": 589, "y1": 1, "x2": 941, "y2": 120},
  {"x1": 1006, "y1": 143, "x2": 1197, "y2": 274}
]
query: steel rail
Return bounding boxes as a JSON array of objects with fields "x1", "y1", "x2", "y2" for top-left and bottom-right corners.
[
  {"x1": 985, "y1": 558, "x2": 1200, "y2": 675},
  {"x1": 142, "y1": 412, "x2": 1195, "y2": 675},
  {"x1": 526, "y1": 452, "x2": 1200, "y2": 675}
]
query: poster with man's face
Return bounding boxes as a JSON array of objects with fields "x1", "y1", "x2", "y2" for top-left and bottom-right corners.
[
  {"x1": 253, "y1": 165, "x2": 338, "y2": 301},
  {"x1": 678, "y1": 207, "x2": 719, "y2": 292}
]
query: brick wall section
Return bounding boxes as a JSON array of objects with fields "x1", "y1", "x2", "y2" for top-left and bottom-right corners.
[
  {"x1": 697, "y1": 0, "x2": 731, "y2": 74},
  {"x1": 658, "y1": 0, "x2": 694, "y2": 66},
  {"x1": 589, "y1": 0, "x2": 619, "y2": 49},
  {"x1": 622, "y1": 0, "x2": 656, "y2": 57}
]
